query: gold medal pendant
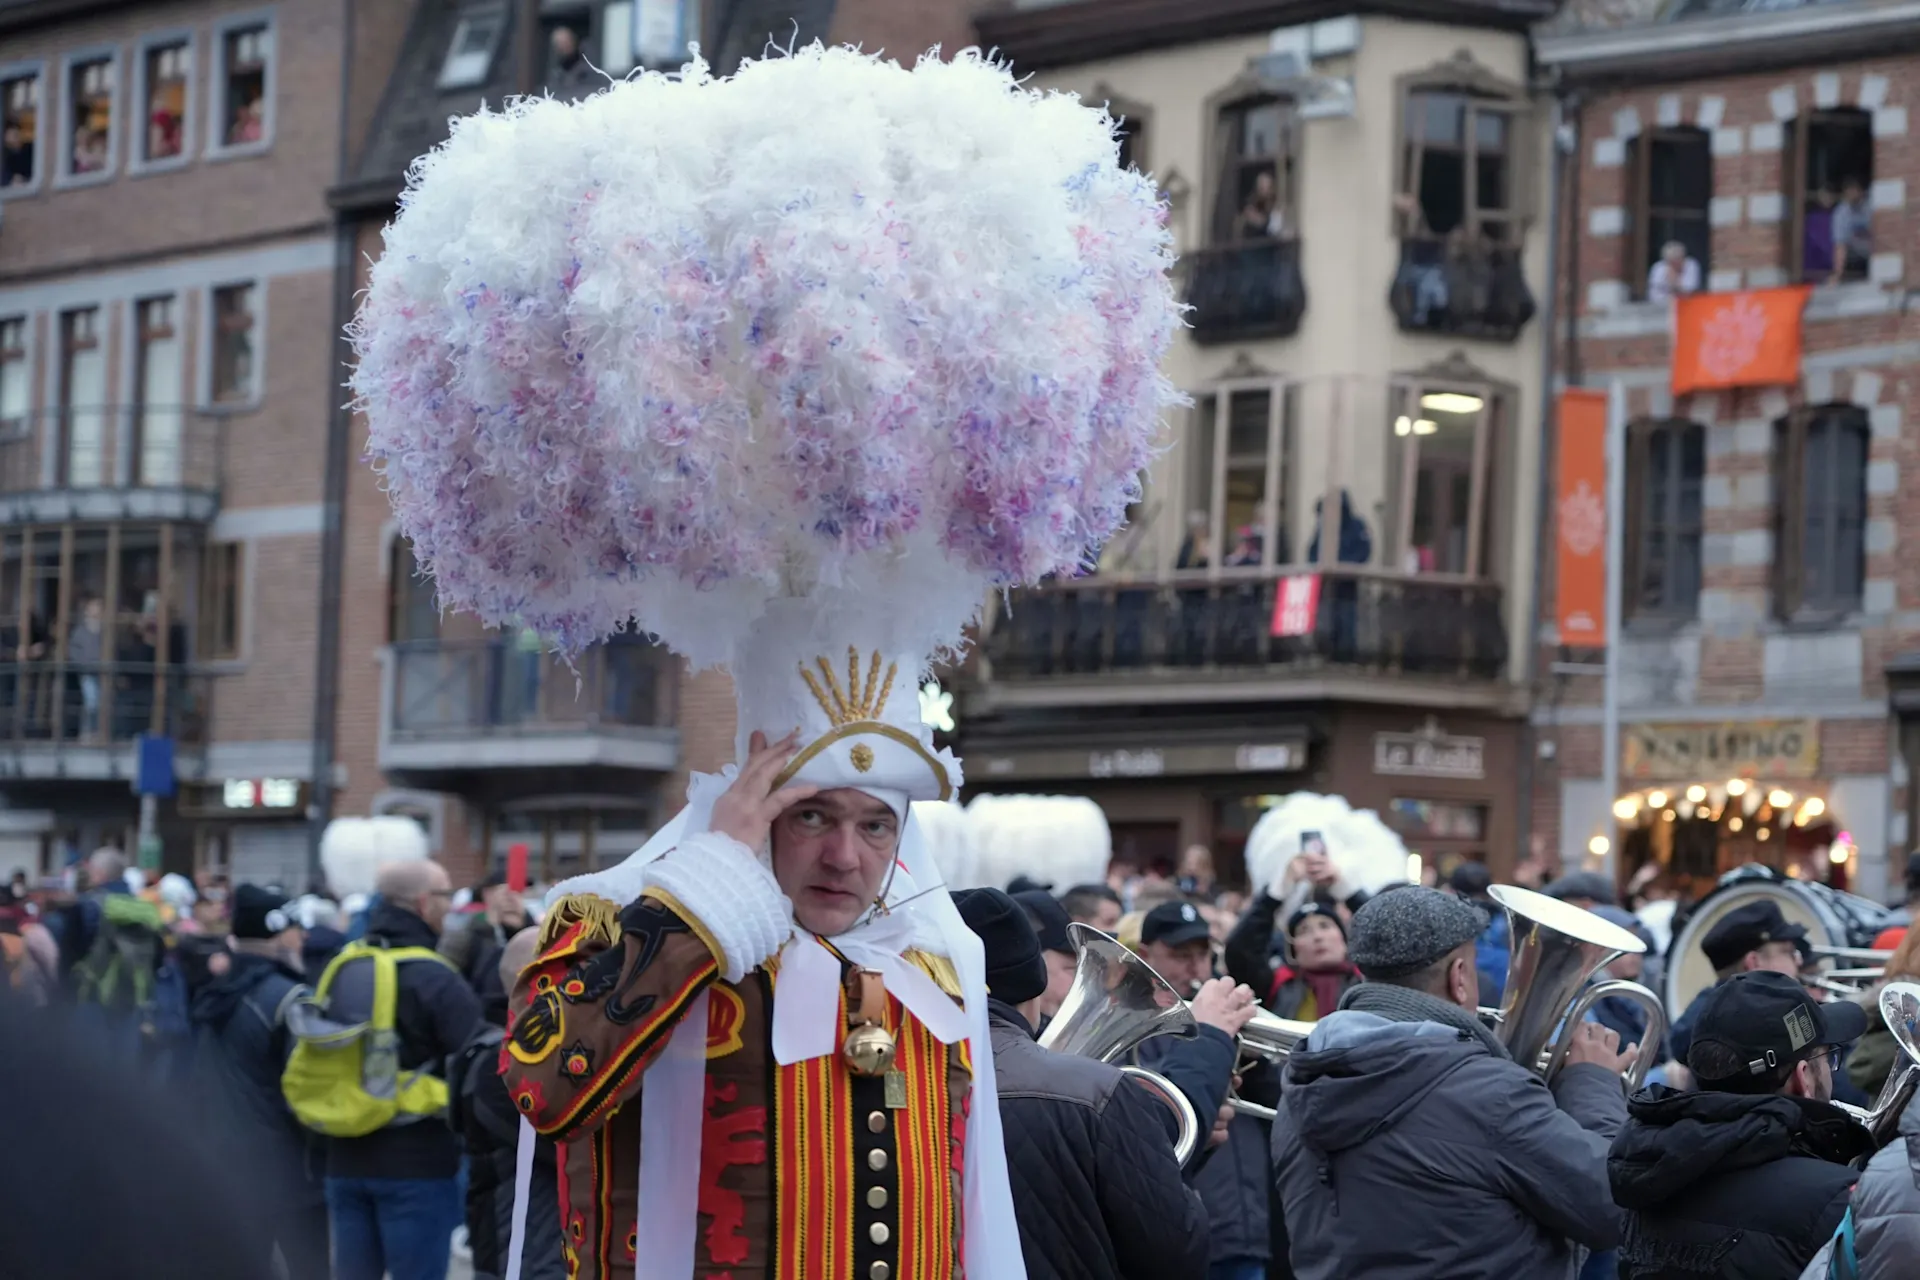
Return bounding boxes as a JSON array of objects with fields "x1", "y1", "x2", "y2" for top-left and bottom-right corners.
[{"x1": 842, "y1": 968, "x2": 897, "y2": 1077}]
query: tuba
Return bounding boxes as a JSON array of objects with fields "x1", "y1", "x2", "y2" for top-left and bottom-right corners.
[
  {"x1": 1836, "y1": 980, "x2": 1920, "y2": 1152},
  {"x1": 1484, "y1": 885, "x2": 1668, "y2": 1088},
  {"x1": 1039, "y1": 924, "x2": 1202, "y2": 1162}
]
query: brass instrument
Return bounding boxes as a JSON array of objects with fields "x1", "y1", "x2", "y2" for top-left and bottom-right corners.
[
  {"x1": 1041, "y1": 924, "x2": 1312, "y2": 1141},
  {"x1": 1483, "y1": 885, "x2": 1668, "y2": 1088},
  {"x1": 1836, "y1": 980, "x2": 1920, "y2": 1151},
  {"x1": 1039, "y1": 924, "x2": 1203, "y2": 1163}
]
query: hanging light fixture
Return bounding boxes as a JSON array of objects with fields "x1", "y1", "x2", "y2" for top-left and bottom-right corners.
[
  {"x1": 1768, "y1": 789, "x2": 1795, "y2": 810},
  {"x1": 1419, "y1": 391, "x2": 1484, "y2": 415},
  {"x1": 1726, "y1": 778, "x2": 1749, "y2": 797},
  {"x1": 1729, "y1": 816, "x2": 1744, "y2": 832},
  {"x1": 1648, "y1": 789, "x2": 1670, "y2": 809},
  {"x1": 1685, "y1": 784, "x2": 1707, "y2": 803}
]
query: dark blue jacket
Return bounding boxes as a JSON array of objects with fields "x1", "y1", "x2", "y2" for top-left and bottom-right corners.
[
  {"x1": 1137, "y1": 1026, "x2": 1270, "y2": 1266},
  {"x1": 189, "y1": 949, "x2": 321, "y2": 1208}
]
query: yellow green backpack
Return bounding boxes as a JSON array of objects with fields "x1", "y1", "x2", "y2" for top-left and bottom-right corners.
[{"x1": 281, "y1": 940, "x2": 458, "y2": 1138}]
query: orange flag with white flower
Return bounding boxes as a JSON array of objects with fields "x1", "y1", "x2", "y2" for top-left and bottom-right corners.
[
  {"x1": 1671, "y1": 285, "x2": 1812, "y2": 395},
  {"x1": 1555, "y1": 388, "x2": 1607, "y2": 646}
]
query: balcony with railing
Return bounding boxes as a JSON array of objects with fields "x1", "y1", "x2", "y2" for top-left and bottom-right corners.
[
  {"x1": 1388, "y1": 239, "x2": 1536, "y2": 342},
  {"x1": 0, "y1": 406, "x2": 225, "y2": 523},
  {"x1": 0, "y1": 660, "x2": 213, "y2": 781},
  {"x1": 977, "y1": 566, "x2": 1509, "y2": 708},
  {"x1": 1182, "y1": 237, "x2": 1308, "y2": 344},
  {"x1": 380, "y1": 636, "x2": 680, "y2": 789}
]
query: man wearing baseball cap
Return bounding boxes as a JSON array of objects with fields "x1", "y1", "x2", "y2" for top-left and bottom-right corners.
[
  {"x1": 1609, "y1": 971, "x2": 1872, "y2": 1279},
  {"x1": 1273, "y1": 886, "x2": 1632, "y2": 1279},
  {"x1": 1667, "y1": 899, "x2": 1809, "y2": 1070}
]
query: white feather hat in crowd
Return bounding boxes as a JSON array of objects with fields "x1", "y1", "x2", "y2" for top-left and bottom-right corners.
[
  {"x1": 966, "y1": 793, "x2": 1113, "y2": 892},
  {"x1": 318, "y1": 815, "x2": 430, "y2": 900},
  {"x1": 912, "y1": 800, "x2": 981, "y2": 891},
  {"x1": 1244, "y1": 792, "x2": 1410, "y2": 897}
]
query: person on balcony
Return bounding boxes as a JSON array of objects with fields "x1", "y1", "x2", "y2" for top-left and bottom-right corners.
[
  {"x1": 1392, "y1": 194, "x2": 1449, "y2": 327},
  {"x1": 1237, "y1": 172, "x2": 1293, "y2": 241},
  {"x1": 1830, "y1": 176, "x2": 1873, "y2": 285},
  {"x1": 1646, "y1": 240, "x2": 1702, "y2": 304},
  {"x1": 1307, "y1": 491, "x2": 1370, "y2": 661}
]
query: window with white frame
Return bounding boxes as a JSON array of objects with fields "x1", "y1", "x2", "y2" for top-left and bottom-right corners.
[
  {"x1": 140, "y1": 38, "x2": 190, "y2": 164},
  {"x1": 2, "y1": 68, "x2": 41, "y2": 189},
  {"x1": 0, "y1": 318, "x2": 26, "y2": 435},
  {"x1": 215, "y1": 18, "x2": 272, "y2": 151},
  {"x1": 1187, "y1": 383, "x2": 1291, "y2": 571},
  {"x1": 64, "y1": 55, "x2": 115, "y2": 178},
  {"x1": 209, "y1": 283, "x2": 258, "y2": 403},
  {"x1": 440, "y1": 8, "x2": 507, "y2": 89},
  {"x1": 133, "y1": 297, "x2": 183, "y2": 486},
  {"x1": 57, "y1": 307, "x2": 106, "y2": 487},
  {"x1": 1385, "y1": 384, "x2": 1499, "y2": 577}
]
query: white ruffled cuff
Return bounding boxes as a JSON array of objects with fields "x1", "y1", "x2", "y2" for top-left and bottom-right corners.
[{"x1": 643, "y1": 831, "x2": 794, "y2": 983}]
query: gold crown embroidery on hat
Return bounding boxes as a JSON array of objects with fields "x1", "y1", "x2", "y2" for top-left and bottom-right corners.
[{"x1": 801, "y1": 649, "x2": 899, "y2": 729}]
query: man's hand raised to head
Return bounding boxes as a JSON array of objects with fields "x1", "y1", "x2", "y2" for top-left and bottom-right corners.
[{"x1": 709, "y1": 730, "x2": 821, "y2": 855}]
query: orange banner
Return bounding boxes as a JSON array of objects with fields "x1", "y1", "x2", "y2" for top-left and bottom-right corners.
[
  {"x1": 1671, "y1": 285, "x2": 1812, "y2": 395},
  {"x1": 1556, "y1": 388, "x2": 1608, "y2": 647}
]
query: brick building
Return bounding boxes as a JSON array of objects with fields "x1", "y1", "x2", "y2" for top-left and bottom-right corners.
[
  {"x1": 1533, "y1": 0, "x2": 1920, "y2": 901},
  {"x1": 957, "y1": 0, "x2": 1559, "y2": 885},
  {"x1": 0, "y1": 0, "x2": 408, "y2": 886}
]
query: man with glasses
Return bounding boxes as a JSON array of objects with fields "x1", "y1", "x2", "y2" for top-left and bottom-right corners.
[{"x1": 1608, "y1": 971, "x2": 1871, "y2": 1279}]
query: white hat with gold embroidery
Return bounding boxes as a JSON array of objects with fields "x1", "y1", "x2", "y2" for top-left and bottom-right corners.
[{"x1": 730, "y1": 597, "x2": 962, "y2": 819}]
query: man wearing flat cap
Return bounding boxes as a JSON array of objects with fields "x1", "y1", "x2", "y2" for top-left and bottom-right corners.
[
  {"x1": 956, "y1": 888, "x2": 1207, "y2": 1280},
  {"x1": 1271, "y1": 886, "x2": 1634, "y2": 1279},
  {"x1": 1667, "y1": 899, "x2": 1808, "y2": 1072}
]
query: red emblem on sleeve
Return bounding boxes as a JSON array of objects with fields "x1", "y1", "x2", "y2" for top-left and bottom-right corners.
[{"x1": 699, "y1": 1076, "x2": 768, "y2": 1265}]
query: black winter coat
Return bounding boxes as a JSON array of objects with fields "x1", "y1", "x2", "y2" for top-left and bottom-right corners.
[
  {"x1": 1609, "y1": 1085, "x2": 1870, "y2": 1279},
  {"x1": 324, "y1": 901, "x2": 485, "y2": 1180},
  {"x1": 452, "y1": 1027, "x2": 564, "y2": 1280},
  {"x1": 1135, "y1": 1021, "x2": 1270, "y2": 1265},
  {"x1": 990, "y1": 1002, "x2": 1208, "y2": 1280},
  {"x1": 187, "y1": 949, "x2": 322, "y2": 1209}
]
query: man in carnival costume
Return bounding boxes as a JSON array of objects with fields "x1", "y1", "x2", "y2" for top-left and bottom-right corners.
[{"x1": 349, "y1": 44, "x2": 1179, "y2": 1280}]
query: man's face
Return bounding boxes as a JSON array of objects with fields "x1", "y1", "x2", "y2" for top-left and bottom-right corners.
[
  {"x1": 418, "y1": 864, "x2": 454, "y2": 934},
  {"x1": 1039, "y1": 948, "x2": 1075, "y2": 1018},
  {"x1": 1083, "y1": 899, "x2": 1122, "y2": 933},
  {"x1": 1606, "y1": 950, "x2": 1644, "y2": 982},
  {"x1": 1141, "y1": 938, "x2": 1211, "y2": 996},
  {"x1": 1749, "y1": 940, "x2": 1801, "y2": 978},
  {"x1": 770, "y1": 788, "x2": 899, "y2": 937},
  {"x1": 1291, "y1": 915, "x2": 1347, "y2": 970}
]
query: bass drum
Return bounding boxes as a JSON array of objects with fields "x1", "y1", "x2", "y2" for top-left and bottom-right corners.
[{"x1": 1664, "y1": 864, "x2": 1898, "y2": 1015}]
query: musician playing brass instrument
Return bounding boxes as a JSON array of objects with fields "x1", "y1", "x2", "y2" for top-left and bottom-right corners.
[{"x1": 1271, "y1": 887, "x2": 1633, "y2": 1279}]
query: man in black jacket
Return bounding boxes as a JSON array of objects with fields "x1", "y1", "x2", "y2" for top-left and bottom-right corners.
[
  {"x1": 453, "y1": 927, "x2": 563, "y2": 1280},
  {"x1": 190, "y1": 883, "x2": 326, "y2": 1279},
  {"x1": 324, "y1": 859, "x2": 484, "y2": 1280},
  {"x1": 1610, "y1": 970, "x2": 1872, "y2": 1279},
  {"x1": 955, "y1": 888, "x2": 1208, "y2": 1280}
]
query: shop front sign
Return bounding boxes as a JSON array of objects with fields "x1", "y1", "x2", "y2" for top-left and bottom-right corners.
[
  {"x1": 980, "y1": 734, "x2": 1307, "y2": 782},
  {"x1": 1373, "y1": 721, "x2": 1486, "y2": 780},
  {"x1": 1622, "y1": 719, "x2": 1820, "y2": 780}
]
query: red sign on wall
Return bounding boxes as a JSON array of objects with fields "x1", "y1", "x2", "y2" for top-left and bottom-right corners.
[{"x1": 1270, "y1": 574, "x2": 1321, "y2": 638}]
